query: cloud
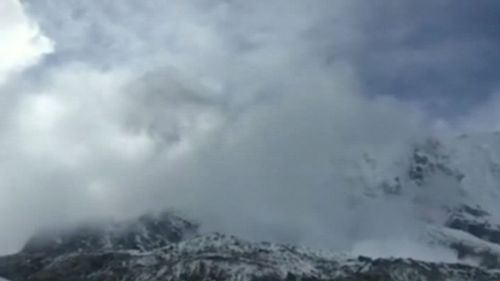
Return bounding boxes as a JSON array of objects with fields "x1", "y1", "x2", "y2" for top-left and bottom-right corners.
[
  {"x1": 0, "y1": 0, "x2": 489, "y2": 259},
  {"x1": 351, "y1": 237, "x2": 458, "y2": 263},
  {"x1": 457, "y1": 90, "x2": 500, "y2": 132},
  {"x1": 347, "y1": 0, "x2": 500, "y2": 117},
  {"x1": 0, "y1": 0, "x2": 53, "y2": 85}
]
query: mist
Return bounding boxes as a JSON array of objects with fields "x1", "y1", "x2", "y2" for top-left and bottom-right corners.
[{"x1": 0, "y1": 0, "x2": 497, "y2": 259}]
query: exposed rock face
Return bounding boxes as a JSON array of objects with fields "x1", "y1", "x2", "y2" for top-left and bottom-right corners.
[
  {"x1": 446, "y1": 205, "x2": 500, "y2": 245},
  {"x1": 1, "y1": 213, "x2": 500, "y2": 281},
  {"x1": 407, "y1": 138, "x2": 465, "y2": 187}
]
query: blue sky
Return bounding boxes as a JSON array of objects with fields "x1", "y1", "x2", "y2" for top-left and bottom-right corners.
[{"x1": 351, "y1": 0, "x2": 500, "y2": 116}]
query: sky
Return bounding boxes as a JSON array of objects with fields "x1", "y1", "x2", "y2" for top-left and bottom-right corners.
[
  {"x1": 352, "y1": 0, "x2": 500, "y2": 115},
  {"x1": 0, "y1": 0, "x2": 499, "y2": 258}
]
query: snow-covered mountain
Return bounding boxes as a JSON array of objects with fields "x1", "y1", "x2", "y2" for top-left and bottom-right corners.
[
  {"x1": 0, "y1": 212, "x2": 500, "y2": 281},
  {"x1": 0, "y1": 212, "x2": 499, "y2": 281},
  {"x1": 2, "y1": 133, "x2": 500, "y2": 280},
  {"x1": 21, "y1": 212, "x2": 198, "y2": 255},
  {"x1": 356, "y1": 134, "x2": 500, "y2": 267}
]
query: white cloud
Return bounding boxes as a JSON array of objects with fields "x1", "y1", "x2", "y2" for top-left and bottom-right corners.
[{"x1": 0, "y1": 0, "x2": 53, "y2": 85}]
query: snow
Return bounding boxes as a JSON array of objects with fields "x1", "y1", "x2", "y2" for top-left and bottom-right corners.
[
  {"x1": 441, "y1": 133, "x2": 500, "y2": 216},
  {"x1": 425, "y1": 225, "x2": 500, "y2": 257}
]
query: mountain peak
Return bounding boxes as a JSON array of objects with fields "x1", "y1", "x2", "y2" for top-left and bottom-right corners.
[{"x1": 21, "y1": 212, "x2": 198, "y2": 256}]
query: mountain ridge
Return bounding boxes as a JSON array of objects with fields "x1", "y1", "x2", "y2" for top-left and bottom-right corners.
[{"x1": 1, "y1": 211, "x2": 500, "y2": 281}]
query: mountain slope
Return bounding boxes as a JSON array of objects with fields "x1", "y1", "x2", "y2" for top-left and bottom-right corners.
[
  {"x1": 21, "y1": 212, "x2": 198, "y2": 255},
  {"x1": 1, "y1": 212, "x2": 500, "y2": 281},
  {"x1": 350, "y1": 135, "x2": 500, "y2": 267}
]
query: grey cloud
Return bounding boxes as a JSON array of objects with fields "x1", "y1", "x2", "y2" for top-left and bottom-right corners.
[
  {"x1": 0, "y1": 0, "x2": 492, "y2": 260},
  {"x1": 349, "y1": 0, "x2": 500, "y2": 116}
]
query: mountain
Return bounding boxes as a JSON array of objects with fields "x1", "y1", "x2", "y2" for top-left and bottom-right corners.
[
  {"x1": 3, "y1": 134, "x2": 500, "y2": 280},
  {"x1": 1, "y1": 212, "x2": 500, "y2": 281},
  {"x1": 20, "y1": 212, "x2": 198, "y2": 255},
  {"x1": 357, "y1": 134, "x2": 500, "y2": 268}
]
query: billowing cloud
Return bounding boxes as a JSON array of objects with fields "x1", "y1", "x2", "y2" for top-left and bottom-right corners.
[{"x1": 0, "y1": 0, "x2": 496, "y2": 261}]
